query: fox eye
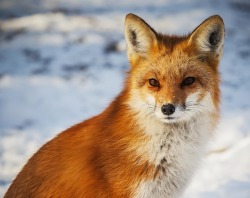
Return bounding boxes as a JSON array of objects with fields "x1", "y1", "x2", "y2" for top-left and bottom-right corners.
[
  {"x1": 149, "y1": 78, "x2": 160, "y2": 87},
  {"x1": 182, "y1": 77, "x2": 195, "y2": 86}
]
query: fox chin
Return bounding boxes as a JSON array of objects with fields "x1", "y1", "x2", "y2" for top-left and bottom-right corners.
[{"x1": 5, "y1": 13, "x2": 224, "y2": 198}]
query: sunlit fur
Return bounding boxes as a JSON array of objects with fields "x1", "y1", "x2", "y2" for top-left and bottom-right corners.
[{"x1": 5, "y1": 14, "x2": 224, "y2": 198}]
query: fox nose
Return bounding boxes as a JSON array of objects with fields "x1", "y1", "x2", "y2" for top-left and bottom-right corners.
[{"x1": 161, "y1": 104, "x2": 175, "y2": 116}]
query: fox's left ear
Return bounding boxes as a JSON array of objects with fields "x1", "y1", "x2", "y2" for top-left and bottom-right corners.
[
  {"x1": 125, "y1": 13, "x2": 158, "y2": 64},
  {"x1": 189, "y1": 15, "x2": 225, "y2": 60}
]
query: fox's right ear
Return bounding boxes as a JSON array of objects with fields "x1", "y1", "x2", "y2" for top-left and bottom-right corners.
[
  {"x1": 189, "y1": 15, "x2": 225, "y2": 60},
  {"x1": 125, "y1": 13, "x2": 158, "y2": 64}
]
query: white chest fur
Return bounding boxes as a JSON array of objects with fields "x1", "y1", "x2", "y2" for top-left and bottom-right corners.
[{"x1": 133, "y1": 115, "x2": 214, "y2": 198}]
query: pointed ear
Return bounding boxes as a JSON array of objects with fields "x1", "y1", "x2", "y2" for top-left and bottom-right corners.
[
  {"x1": 125, "y1": 13, "x2": 158, "y2": 63},
  {"x1": 189, "y1": 15, "x2": 225, "y2": 60}
]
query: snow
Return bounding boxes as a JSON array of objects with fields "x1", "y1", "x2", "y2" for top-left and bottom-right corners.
[{"x1": 0, "y1": 0, "x2": 250, "y2": 197}]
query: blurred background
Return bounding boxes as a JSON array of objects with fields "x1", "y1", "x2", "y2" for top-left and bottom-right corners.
[{"x1": 0, "y1": 0, "x2": 250, "y2": 197}]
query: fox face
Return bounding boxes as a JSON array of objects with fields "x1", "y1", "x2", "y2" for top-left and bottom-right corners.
[{"x1": 125, "y1": 14, "x2": 224, "y2": 124}]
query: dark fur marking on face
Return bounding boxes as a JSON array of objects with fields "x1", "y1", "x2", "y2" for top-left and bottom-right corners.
[
  {"x1": 161, "y1": 166, "x2": 166, "y2": 174},
  {"x1": 161, "y1": 158, "x2": 167, "y2": 164},
  {"x1": 160, "y1": 143, "x2": 166, "y2": 150},
  {"x1": 153, "y1": 165, "x2": 161, "y2": 179},
  {"x1": 182, "y1": 103, "x2": 186, "y2": 110}
]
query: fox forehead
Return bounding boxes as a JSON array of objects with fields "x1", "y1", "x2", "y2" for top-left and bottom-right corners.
[{"x1": 151, "y1": 45, "x2": 193, "y2": 77}]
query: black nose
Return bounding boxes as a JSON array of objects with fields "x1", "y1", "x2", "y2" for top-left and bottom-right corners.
[{"x1": 161, "y1": 104, "x2": 175, "y2": 115}]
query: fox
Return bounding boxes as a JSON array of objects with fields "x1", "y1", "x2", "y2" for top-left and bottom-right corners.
[{"x1": 5, "y1": 13, "x2": 224, "y2": 198}]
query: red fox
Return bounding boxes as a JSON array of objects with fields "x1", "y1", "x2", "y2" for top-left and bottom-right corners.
[{"x1": 5, "y1": 13, "x2": 224, "y2": 198}]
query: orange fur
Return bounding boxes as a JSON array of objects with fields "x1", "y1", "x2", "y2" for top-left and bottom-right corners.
[{"x1": 5, "y1": 14, "x2": 224, "y2": 198}]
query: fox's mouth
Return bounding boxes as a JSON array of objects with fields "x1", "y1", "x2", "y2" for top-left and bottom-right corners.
[
  {"x1": 165, "y1": 117, "x2": 175, "y2": 120},
  {"x1": 162, "y1": 116, "x2": 179, "y2": 123}
]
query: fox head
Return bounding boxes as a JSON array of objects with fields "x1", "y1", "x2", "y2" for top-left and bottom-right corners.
[{"x1": 124, "y1": 14, "x2": 224, "y2": 124}]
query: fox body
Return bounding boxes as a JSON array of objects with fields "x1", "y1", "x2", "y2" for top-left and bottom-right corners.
[{"x1": 5, "y1": 14, "x2": 224, "y2": 198}]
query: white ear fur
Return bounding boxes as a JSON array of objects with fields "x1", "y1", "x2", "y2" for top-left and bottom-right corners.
[
  {"x1": 189, "y1": 15, "x2": 225, "y2": 59},
  {"x1": 125, "y1": 13, "x2": 157, "y2": 61}
]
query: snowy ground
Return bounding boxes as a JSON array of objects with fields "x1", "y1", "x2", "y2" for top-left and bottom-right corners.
[{"x1": 0, "y1": 0, "x2": 250, "y2": 197}]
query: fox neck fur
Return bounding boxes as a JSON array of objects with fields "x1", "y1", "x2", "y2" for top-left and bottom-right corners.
[{"x1": 98, "y1": 87, "x2": 218, "y2": 198}]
